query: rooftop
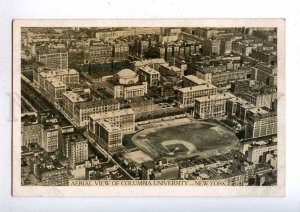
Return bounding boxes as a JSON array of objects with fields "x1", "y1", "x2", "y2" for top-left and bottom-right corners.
[
  {"x1": 178, "y1": 84, "x2": 217, "y2": 93},
  {"x1": 46, "y1": 78, "x2": 66, "y2": 88},
  {"x1": 76, "y1": 98, "x2": 119, "y2": 109},
  {"x1": 39, "y1": 69, "x2": 78, "y2": 78},
  {"x1": 36, "y1": 47, "x2": 67, "y2": 55},
  {"x1": 133, "y1": 58, "x2": 166, "y2": 67},
  {"x1": 63, "y1": 131, "x2": 87, "y2": 143},
  {"x1": 195, "y1": 92, "x2": 236, "y2": 102},
  {"x1": 160, "y1": 64, "x2": 181, "y2": 72},
  {"x1": 89, "y1": 108, "x2": 134, "y2": 120},
  {"x1": 138, "y1": 66, "x2": 160, "y2": 75},
  {"x1": 183, "y1": 75, "x2": 207, "y2": 85},
  {"x1": 62, "y1": 91, "x2": 85, "y2": 103},
  {"x1": 97, "y1": 120, "x2": 122, "y2": 132},
  {"x1": 248, "y1": 111, "x2": 277, "y2": 122},
  {"x1": 226, "y1": 96, "x2": 248, "y2": 104}
]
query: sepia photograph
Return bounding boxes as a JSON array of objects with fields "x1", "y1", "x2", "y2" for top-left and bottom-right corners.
[
  {"x1": 12, "y1": 19, "x2": 285, "y2": 197},
  {"x1": 1, "y1": 0, "x2": 300, "y2": 210}
]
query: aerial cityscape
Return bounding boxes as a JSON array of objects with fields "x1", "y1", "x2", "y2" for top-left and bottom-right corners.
[{"x1": 20, "y1": 27, "x2": 278, "y2": 186}]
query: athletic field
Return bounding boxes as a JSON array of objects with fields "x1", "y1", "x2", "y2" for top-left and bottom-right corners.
[{"x1": 132, "y1": 121, "x2": 239, "y2": 159}]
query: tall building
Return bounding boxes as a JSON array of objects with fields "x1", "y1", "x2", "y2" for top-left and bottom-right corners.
[
  {"x1": 44, "y1": 78, "x2": 67, "y2": 104},
  {"x1": 250, "y1": 49, "x2": 277, "y2": 64},
  {"x1": 159, "y1": 63, "x2": 184, "y2": 78},
  {"x1": 84, "y1": 44, "x2": 113, "y2": 64},
  {"x1": 176, "y1": 84, "x2": 217, "y2": 108},
  {"x1": 252, "y1": 63, "x2": 277, "y2": 86},
  {"x1": 113, "y1": 43, "x2": 129, "y2": 62},
  {"x1": 220, "y1": 38, "x2": 233, "y2": 54},
  {"x1": 63, "y1": 132, "x2": 88, "y2": 169},
  {"x1": 35, "y1": 68, "x2": 79, "y2": 91},
  {"x1": 196, "y1": 65, "x2": 253, "y2": 86},
  {"x1": 195, "y1": 28, "x2": 219, "y2": 39},
  {"x1": 73, "y1": 98, "x2": 120, "y2": 127},
  {"x1": 203, "y1": 39, "x2": 221, "y2": 56},
  {"x1": 41, "y1": 123, "x2": 59, "y2": 152},
  {"x1": 62, "y1": 91, "x2": 85, "y2": 120},
  {"x1": 245, "y1": 112, "x2": 277, "y2": 139},
  {"x1": 241, "y1": 89, "x2": 276, "y2": 109},
  {"x1": 36, "y1": 48, "x2": 68, "y2": 69},
  {"x1": 94, "y1": 121, "x2": 123, "y2": 153},
  {"x1": 226, "y1": 97, "x2": 249, "y2": 118},
  {"x1": 247, "y1": 142, "x2": 277, "y2": 164},
  {"x1": 137, "y1": 65, "x2": 161, "y2": 86},
  {"x1": 194, "y1": 92, "x2": 235, "y2": 119},
  {"x1": 89, "y1": 108, "x2": 135, "y2": 136},
  {"x1": 21, "y1": 114, "x2": 41, "y2": 147},
  {"x1": 40, "y1": 167, "x2": 69, "y2": 186}
]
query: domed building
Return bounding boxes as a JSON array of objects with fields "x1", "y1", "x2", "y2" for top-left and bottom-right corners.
[
  {"x1": 106, "y1": 68, "x2": 148, "y2": 99},
  {"x1": 116, "y1": 69, "x2": 139, "y2": 85}
]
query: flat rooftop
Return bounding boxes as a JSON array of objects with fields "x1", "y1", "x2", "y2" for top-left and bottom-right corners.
[
  {"x1": 39, "y1": 69, "x2": 78, "y2": 78},
  {"x1": 138, "y1": 66, "x2": 160, "y2": 75},
  {"x1": 178, "y1": 84, "x2": 217, "y2": 93},
  {"x1": 183, "y1": 75, "x2": 207, "y2": 85},
  {"x1": 195, "y1": 92, "x2": 236, "y2": 102},
  {"x1": 76, "y1": 98, "x2": 119, "y2": 109},
  {"x1": 62, "y1": 91, "x2": 85, "y2": 103},
  {"x1": 90, "y1": 108, "x2": 134, "y2": 120}
]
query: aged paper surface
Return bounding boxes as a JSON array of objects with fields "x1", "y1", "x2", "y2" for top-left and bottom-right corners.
[{"x1": 12, "y1": 19, "x2": 285, "y2": 196}]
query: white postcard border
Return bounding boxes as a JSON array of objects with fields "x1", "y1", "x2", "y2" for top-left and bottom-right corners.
[{"x1": 12, "y1": 19, "x2": 285, "y2": 197}]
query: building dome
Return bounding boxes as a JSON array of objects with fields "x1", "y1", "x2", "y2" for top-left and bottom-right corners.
[{"x1": 116, "y1": 69, "x2": 138, "y2": 85}]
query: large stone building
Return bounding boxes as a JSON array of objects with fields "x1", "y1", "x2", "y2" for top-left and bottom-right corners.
[
  {"x1": 196, "y1": 64, "x2": 253, "y2": 86},
  {"x1": 182, "y1": 75, "x2": 207, "y2": 87},
  {"x1": 73, "y1": 98, "x2": 120, "y2": 127},
  {"x1": 21, "y1": 114, "x2": 41, "y2": 147},
  {"x1": 203, "y1": 39, "x2": 221, "y2": 56},
  {"x1": 39, "y1": 166, "x2": 69, "y2": 186},
  {"x1": 84, "y1": 44, "x2": 113, "y2": 64},
  {"x1": 252, "y1": 63, "x2": 277, "y2": 87},
  {"x1": 106, "y1": 69, "x2": 148, "y2": 99},
  {"x1": 141, "y1": 160, "x2": 180, "y2": 180},
  {"x1": 159, "y1": 63, "x2": 184, "y2": 78},
  {"x1": 61, "y1": 91, "x2": 85, "y2": 120},
  {"x1": 44, "y1": 78, "x2": 67, "y2": 104},
  {"x1": 63, "y1": 132, "x2": 88, "y2": 169},
  {"x1": 41, "y1": 122, "x2": 59, "y2": 152},
  {"x1": 137, "y1": 65, "x2": 161, "y2": 86},
  {"x1": 247, "y1": 142, "x2": 277, "y2": 164},
  {"x1": 34, "y1": 68, "x2": 79, "y2": 91},
  {"x1": 240, "y1": 89, "x2": 276, "y2": 109},
  {"x1": 88, "y1": 108, "x2": 135, "y2": 136},
  {"x1": 94, "y1": 120, "x2": 123, "y2": 153},
  {"x1": 245, "y1": 112, "x2": 277, "y2": 139},
  {"x1": 176, "y1": 84, "x2": 217, "y2": 108},
  {"x1": 113, "y1": 43, "x2": 129, "y2": 62},
  {"x1": 194, "y1": 92, "x2": 235, "y2": 119},
  {"x1": 36, "y1": 48, "x2": 68, "y2": 70}
]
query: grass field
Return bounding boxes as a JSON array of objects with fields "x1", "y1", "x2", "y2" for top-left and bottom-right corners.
[{"x1": 132, "y1": 121, "x2": 239, "y2": 159}]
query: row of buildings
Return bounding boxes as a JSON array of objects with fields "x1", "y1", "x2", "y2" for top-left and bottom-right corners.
[{"x1": 140, "y1": 146, "x2": 276, "y2": 186}]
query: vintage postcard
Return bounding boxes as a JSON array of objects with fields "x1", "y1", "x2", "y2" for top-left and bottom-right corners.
[{"x1": 12, "y1": 19, "x2": 285, "y2": 197}]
